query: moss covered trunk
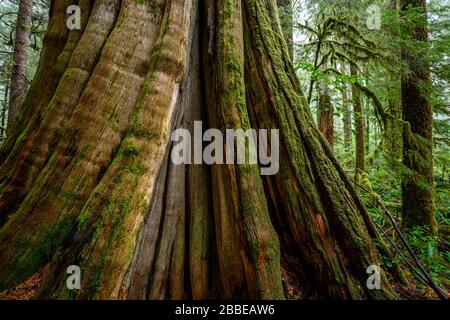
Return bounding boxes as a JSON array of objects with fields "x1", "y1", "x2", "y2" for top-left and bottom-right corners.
[
  {"x1": 341, "y1": 66, "x2": 352, "y2": 152},
  {"x1": 399, "y1": 0, "x2": 436, "y2": 235},
  {"x1": 0, "y1": 0, "x2": 401, "y2": 299},
  {"x1": 351, "y1": 65, "x2": 365, "y2": 173}
]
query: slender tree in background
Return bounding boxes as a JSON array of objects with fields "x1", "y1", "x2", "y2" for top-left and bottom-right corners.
[
  {"x1": 351, "y1": 64, "x2": 365, "y2": 173},
  {"x1": 277, "y1": 0, "x2": 293, "y2": 58},
  {"x1": 341, "y1": 66, "x2": 352, "y2": 152},
  {"x1": 382, "y1": 0, "x2": 403, "y2": 172},
  {"x1": 400, "y1": 0, "x2": 437, "y2": 235},
  {"x1": 317, "y1": 79, "x2": 334, "y2": 148},
  {"x1": 365, "y1": 101, "x2": 370, "y2": 154},
  {"x1": 0, "y1": 0, "x2": 403, "y2": 300},
  {"x1": 0, "y1": 82, "x2": 8, "y2": 136},
  {"x1": 7, "y1": 0, "x2": 32, "y2": 128}
]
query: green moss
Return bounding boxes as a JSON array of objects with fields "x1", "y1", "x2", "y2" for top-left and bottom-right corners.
[
  {"x1": 126, "y1": 163, "x2": 147, "y2": 175},
  {"x1": 79, "y1": 145, "x2": 90, "y2": 160},
  {"x1": 119, "y1": 144, "x2": 138, "y2": 157},
  {"x1": 62, "y1": 191, "x2": 80, "y2": 202},
  {"x1": 2, "y1": 215, "x2": 77, "y2": 290},
  {"x1": 88, "y1": 255, "x2": 107, "y2": 298},
  {"x1": 129, "y1": 114, "x2": 153, "y2": 140}
]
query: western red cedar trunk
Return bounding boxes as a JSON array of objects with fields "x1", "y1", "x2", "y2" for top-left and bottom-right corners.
[
  {"x1": 0, "y1": 0, "x2": 402, "y2": 299},
  {"x1": 7, "y1": 0, "x2": 32, "y2": 128},
  {"x1": 317, "y1": 84, "x2": 334, "y2": 149},
  {"x1": 351, "y1": 65, "x2": 365, "y2": 173},
  {"x1": 399, "y1": 0, "x2": 436, "y2": 235}
]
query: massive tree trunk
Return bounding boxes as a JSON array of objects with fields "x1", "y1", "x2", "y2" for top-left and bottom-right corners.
[
  {"x1": 351, "y1": 65, "x2": 365, "y2": 173},
  {"x1": 7, "y1": 0, "x2": 32, "y2": 128},
  {"x1": 400, "y1": 0, "x2": 436, "y2": 235},
  {"x1": 0, "y1": 0, "x2": 401, "y2": 300}
]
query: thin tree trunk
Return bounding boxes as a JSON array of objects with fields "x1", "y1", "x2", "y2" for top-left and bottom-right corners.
[
  {"x1": 0, "y1": 0, "x2": 401, "y2": 300},
  {"x1": 383, "y1": 0, "x2": 403, "y2": 172},
  {"x1": 277, "y1": 0, "x2": 293, "y2": 59},
  {"x1": 351, "y1": 65, "x2": 365, "y2": 173},
  {"x1": 7, "y1": 0, "x2": 32, "y2": 128},
  {"x1": 365, "y1": 101, "x2": 370, "y2": 155},
  {"x1": 400, "y1": 0, "x2": 437, "y2": 235},
  {"x1": 1, "y1": 82, "x2": 8, "y2": 138},
  {"x1": 341, "y1": 66, "x2": 352, "y2": 151}
]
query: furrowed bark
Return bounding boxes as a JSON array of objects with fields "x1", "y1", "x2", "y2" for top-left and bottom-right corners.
[
  {"x1": 41, "y1": 0, "x2": 195, "y2": 300},
  {"x1": 0, "y1": 0, "x2": 117, "y2": 224},
  {"x1": 0, "y1": 0, "x2": 169, "y2": 290},
  {"x1": 185, "y1": 20, "x2": 212, "y2": 300},
  {"x1": 242, "y1": 0, "x2": 393, "y2": 299},
  {"x1": 0, "y1": 0, "x2": 79, "y2": 164},
  {"x1": 149, "y1": 162, "x2": 185, "y2": 299},
  {"x1": 203, "y1": 0, "x2": 284, "y2": 299}
]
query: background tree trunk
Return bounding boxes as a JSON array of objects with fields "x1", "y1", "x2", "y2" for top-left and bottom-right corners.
[
  {"x1": 351, "y1": 65, "x2": 365, "y2": 173},
  {"x1": 318, "y1": 83, "x2": 334, "y2": 149},
  {"x1": 365, "y1": 101, "x2": 370, "y2": 155},
  {"x1": 400, "y1": 0, "x2": 437, "y2": 235},
  {"x1": 276, "y1": 0, "x2": 293, "y2": 59},
  {"x1": 0, "y1": 0, "x2": 400, "y2": 300},
  {"x1": 7, "y1": 0, "x2": 32, "y2": 128},
  {"x1": 341, "y1": 71, "x2": 352, "y2": 152},
  {"x1": 0, "y1": 82, "x2": 8, "y2": 138}
]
